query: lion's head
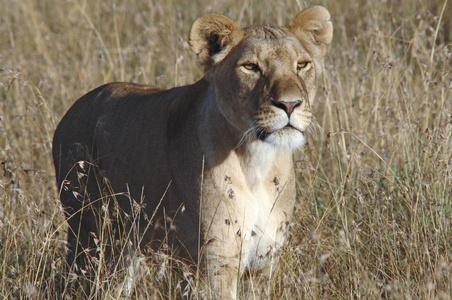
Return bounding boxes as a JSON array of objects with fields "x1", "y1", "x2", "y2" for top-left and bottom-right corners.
[{"x1": 190, "y1": 6, "x2": 332, "y2": 150}]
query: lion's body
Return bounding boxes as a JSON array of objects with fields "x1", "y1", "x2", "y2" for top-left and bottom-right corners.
[{"x1": 53, "y1": 6, "x2": 332, "y2": 299}]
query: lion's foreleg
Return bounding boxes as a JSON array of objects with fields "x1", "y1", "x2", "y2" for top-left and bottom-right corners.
[{"x1": 202, "y1": 242, "x2": 242, "y2": 300}]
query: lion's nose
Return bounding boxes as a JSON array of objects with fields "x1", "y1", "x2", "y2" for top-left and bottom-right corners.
[{"x1": 272, "y1": 100, "x2": 302, "y2": 115}]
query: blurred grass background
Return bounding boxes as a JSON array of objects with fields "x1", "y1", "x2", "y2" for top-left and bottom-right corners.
[{"x1": 1, "y1": 0, "x2": 451, "y2": 298}]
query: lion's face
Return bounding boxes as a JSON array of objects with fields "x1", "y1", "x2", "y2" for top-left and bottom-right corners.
[
  {"x1": 213, "y1": 30, "x2": 318, "y2": 150},
  {"x1": 190, "y1": 7, "x2": 333, "y2": 151}
]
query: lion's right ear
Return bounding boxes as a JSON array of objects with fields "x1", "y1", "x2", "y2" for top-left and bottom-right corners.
[{"x1": 189, "y1": 14, "x2": 244, "y2": 71}]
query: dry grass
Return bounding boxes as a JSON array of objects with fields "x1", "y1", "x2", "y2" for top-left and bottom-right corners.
[{"x1": 1, "y1": 0, "x2": 451, "y2": 299}]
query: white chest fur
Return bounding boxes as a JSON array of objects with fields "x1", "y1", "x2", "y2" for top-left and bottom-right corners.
[
  {"x1": 243, "y1": 187, "x2": 287, "y2": 271},
  {"x1": 239, "y1": 141, "x2": 277, "y2": 189},
  {"x1": 220, "y1": 141, "x2": 291, "y2": 272}
]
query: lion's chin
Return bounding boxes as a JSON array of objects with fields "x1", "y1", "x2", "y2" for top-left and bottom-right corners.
[{"x1": 261, "y1": 127, "x2": 306, "y2": 151}]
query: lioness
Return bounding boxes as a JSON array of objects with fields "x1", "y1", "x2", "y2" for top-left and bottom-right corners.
[{"x1": 53, "y1": 6, "x2": 332, "y2": 299}]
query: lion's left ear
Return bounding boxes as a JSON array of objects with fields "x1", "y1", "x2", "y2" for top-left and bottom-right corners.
[
  {"x1": 190, "y1": 14, "x2": 244, "y2": 71},
  {"x1": 289, "y1": 6, "x2": 333, "y2": 60}
]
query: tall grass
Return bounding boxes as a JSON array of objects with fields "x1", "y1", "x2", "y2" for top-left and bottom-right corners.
[{"x1": 1, "y1": 0, "x2": 450, "y2": 298}]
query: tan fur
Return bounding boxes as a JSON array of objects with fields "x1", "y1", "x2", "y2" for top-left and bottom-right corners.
[{"x1": 53, "y1": 6, "x2": 332, "y2": 299}]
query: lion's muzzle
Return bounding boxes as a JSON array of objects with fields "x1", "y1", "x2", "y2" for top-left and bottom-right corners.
[{"x1": 271, "y1": 100, "x2": 302, "y2": 116}]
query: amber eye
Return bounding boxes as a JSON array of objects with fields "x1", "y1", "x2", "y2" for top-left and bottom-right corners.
[
  {"x1": 297, "y1": 61, "x2": 310, "y2": 71},
  {"x1": 242, "y1": 63, "x2": 260, "y2": 72}
]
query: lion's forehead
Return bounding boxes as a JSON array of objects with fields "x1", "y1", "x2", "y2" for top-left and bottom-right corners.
[
  {"x1": 241, "y1": 26, "x2": 307, "y2": 61},
  {"x1": 243, "y1": 25, "x2": 289, "y2": 39}
]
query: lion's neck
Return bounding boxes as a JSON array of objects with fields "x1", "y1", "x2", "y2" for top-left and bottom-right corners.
[
  {"x1": 198, "y1": 90, "x2": 290, "y2": 189},
  {"x1": 235, "y1": 140, "x2": 277, "y2": 188}
]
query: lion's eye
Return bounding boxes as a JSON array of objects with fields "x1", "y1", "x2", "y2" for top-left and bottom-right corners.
[
  {"x1": 297, "y1": 61, "x2": 310, "y2": 71},
  {"x1": 242, "y1": 63, "x2": 260, "y2": 72}
]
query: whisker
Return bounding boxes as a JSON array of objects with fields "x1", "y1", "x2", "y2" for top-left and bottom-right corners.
[
  {"x1": 256, "y1": 127, "x2": 268, "y2": 140},
  {"x1": 306, "y1": 117, "x2": 323, "y2": 140},
  {"x1": 235, "y1": 127, "x2": 255, "y2": 149},
  {"x1": 234, "y1": 121, "x2": 258, "y2": 149}
]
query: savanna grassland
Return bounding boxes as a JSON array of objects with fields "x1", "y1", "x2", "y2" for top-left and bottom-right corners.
[{"x1": 1, "y1": 0, "x2": 451, "y2": 299}]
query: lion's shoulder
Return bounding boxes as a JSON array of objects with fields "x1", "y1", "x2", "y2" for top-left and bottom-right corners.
[{"x1": 97, "y1": 82, "x2": 163, "y2": 101}]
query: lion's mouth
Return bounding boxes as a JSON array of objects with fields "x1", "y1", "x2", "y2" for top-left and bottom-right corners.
[
  {"x1": 255, "y1": 126, "x2": 269, "y2": 141},
  {"x1": 253, "y1": 123, "x2": 307, "y2": 150},
  {"x1": 256, "y1": 124, "x2": 302, "y2": 141}
]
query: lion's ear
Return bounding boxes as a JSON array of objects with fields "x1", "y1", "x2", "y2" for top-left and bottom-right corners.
[
  {"x1": 190, "y1": 14, "x2": 244, "y2": 71},
  {"x1": 289, "y1": 6, "x2": 333, "y2": 60}
]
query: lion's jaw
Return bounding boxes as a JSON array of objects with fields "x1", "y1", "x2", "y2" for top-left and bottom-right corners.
[{"x1": 209, "y1": 31, "x2": 318, "y2": 152}]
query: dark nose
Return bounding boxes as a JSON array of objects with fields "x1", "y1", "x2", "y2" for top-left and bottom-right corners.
[{"x1": 272, "y1": 100, "x2": 302, "y2": 115}]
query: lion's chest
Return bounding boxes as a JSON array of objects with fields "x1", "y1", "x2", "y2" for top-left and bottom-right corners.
[
  {"x1": 218, "y1": 173, "x2": 291, "y2": 272},
  {"x1": 241, "y1": 186, "x2": 289, "y2": 271},
  {"x1": 203, "y1": 141, "x2": 294, "y2": 272}
]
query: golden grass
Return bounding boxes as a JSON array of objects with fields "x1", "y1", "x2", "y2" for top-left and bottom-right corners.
[{"x1": 1, "y1": 0, "x2": 451, "y2": 298}]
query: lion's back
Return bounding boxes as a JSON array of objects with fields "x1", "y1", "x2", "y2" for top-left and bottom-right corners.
[{"x1": 52, "y1": 82, "x2": 183, "y2": 204}]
